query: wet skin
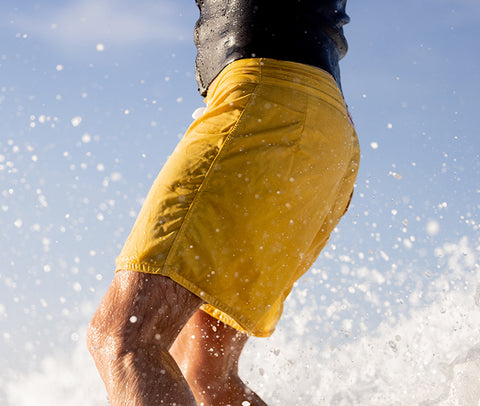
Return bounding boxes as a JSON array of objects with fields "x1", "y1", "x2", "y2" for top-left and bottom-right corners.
[{"x1": 87, "y1": 270, "x2": 267, "y2": 405}]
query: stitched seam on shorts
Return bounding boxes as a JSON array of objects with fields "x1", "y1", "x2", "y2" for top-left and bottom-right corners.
[
  {"x1": 240, "y1": 90, "x2": 309, "y2": 334},
  {"x1": 162, "y1": 81, "x2": 261, "y2": 274},
  {"x1": 284, "y1": 124, "x2": 358, "y2": 300},
  {"x1": 251, "y1": 89, "x2": 307, "y2": 318}
]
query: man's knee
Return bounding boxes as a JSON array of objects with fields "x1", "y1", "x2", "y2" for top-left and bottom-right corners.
[{"x1": 86, "y1": 301, "x2": 136, "y2": 365}]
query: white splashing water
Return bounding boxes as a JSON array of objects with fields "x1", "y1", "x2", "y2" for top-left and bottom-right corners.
[{"x1": 2, "y1": 236, "x2": 480, "y2": 406}]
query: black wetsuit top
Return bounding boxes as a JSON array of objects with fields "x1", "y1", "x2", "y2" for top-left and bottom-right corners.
[{"x1": 194, "y1": 0, "x2": 350, "y2": 96}]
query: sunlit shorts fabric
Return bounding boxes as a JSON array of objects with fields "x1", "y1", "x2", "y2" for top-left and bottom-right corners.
[{"x1": 116, "y1": 58, "x2": 360, "y2": 337}]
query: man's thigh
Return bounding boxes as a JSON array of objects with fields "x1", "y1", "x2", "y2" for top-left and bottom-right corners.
[{"x1": 90, "y1": 270, "x2": 204, "y2": 350}]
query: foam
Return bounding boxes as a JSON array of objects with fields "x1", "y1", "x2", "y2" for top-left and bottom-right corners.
[{"x1": 3, "y1": 236, "x2": 480, "y2": 405}]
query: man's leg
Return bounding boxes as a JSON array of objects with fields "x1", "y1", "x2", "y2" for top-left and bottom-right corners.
[
  {"x1": 87, "y1": 270, "x2": 203, "y2": 406},
  {"x1": 170, "y1": 309, "x2": 267, "y2": 406}
]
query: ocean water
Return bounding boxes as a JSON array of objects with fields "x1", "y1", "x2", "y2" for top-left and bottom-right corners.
[{"x1": 2, "y1": 234, "x2": 479, "y2": 405}]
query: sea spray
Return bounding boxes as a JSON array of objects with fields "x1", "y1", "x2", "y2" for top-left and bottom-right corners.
[{"x1": 3, "y1": 236, "x2": 480, "y2": 405}]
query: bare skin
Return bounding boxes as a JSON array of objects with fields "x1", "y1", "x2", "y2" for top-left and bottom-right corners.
[
  {"x1": 87, "y1": 270, "x2": 203, "y2": 405},
  {"x1": 170, "y1": 309, "x2": 267, "y2": 406},
  {"x1": 87, "y1": 270, "x2": 267, "y2": 405}
]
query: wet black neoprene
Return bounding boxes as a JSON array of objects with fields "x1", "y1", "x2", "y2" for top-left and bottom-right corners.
[{"x1": 194, "y1": 0, "x2": 350, "y2": 96}]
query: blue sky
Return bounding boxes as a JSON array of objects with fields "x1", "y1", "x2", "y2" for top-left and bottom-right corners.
[{"x1": 1, "y1": 0, "x2": 479, "y2": 392}]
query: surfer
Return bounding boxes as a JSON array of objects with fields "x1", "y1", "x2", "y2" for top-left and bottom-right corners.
[{"x1": 87, "y1": 1, "x2": 359, "y2": 405}]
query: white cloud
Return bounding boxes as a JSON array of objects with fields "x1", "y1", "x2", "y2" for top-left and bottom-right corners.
[{"x1": 14, "y1": 0, "x2": 193, "y2": 51}]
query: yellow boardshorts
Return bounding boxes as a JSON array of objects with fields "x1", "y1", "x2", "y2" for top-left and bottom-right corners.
[{"x1": 116, "y1": 58, "x2": 360, "y2": 337}]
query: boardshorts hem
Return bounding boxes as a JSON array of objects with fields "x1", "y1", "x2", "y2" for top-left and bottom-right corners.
[{"x1": 115, "y1": 261, "x2": 271, "y2": 336}]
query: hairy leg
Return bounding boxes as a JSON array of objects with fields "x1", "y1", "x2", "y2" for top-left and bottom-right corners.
[
  {"x1": 171, "y1": 309, "x2": 267, "y2": 406},
  {"x1": 87, "y1": 270, "x2": 203, "y2": 406}
]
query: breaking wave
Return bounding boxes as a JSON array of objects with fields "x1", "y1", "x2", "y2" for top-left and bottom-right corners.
[{"x1": 3, "y1": 236, "x2": 479, "y2": 405}]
